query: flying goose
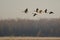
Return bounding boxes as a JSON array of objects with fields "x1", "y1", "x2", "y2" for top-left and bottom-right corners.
[
  {"x1": 49, "y1": 11, "x2": 54, "y2": 14},
  {"x1": 24, "y1": 8, "x2": 28, "y2": 13},
  {"x1": 45, "y1": 9, "x2": 47, "y2": 13},
  {"x1": 36, "y1": 8, "x2": 39, "y2": 13},
  {"x1": 39, "y1": 10, "x2": 43, "y2": 14},
  {"x1": 33, "y1": 13, "x2": 37, "y2": 16}
]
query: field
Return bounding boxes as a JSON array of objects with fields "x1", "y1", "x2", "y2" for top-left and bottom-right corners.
[{"x1": 0, "y1": 37, "x2": 60, "y2": 40}]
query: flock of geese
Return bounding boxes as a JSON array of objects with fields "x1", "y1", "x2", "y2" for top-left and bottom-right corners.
[{"x1": 23, "y1": 8, "x2": 54, "y2": 16}]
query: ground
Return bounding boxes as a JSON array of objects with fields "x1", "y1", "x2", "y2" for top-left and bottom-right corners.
[{"x1": 0, "y1": 37, "x2": 60, "y2": 40}]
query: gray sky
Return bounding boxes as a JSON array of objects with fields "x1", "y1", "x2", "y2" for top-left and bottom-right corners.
[{"x1": 0, "y1": 0, "x2": 60, "y2": 20}]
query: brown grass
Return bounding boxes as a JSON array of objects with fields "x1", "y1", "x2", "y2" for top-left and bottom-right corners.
[{"x1": 0, "y1": 37, "x2": 60, "y2": 40}]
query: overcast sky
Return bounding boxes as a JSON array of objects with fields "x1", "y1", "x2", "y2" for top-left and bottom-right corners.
[{"x1": 0, "y1": 0, "x2": 60, "y2": 20}]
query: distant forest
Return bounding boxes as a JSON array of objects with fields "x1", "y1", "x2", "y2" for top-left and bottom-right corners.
[{"x1": 0, "y1": 18, "x2": 60, "y2": 37}]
